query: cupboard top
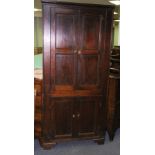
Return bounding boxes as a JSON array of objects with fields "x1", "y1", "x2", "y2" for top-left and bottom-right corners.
[{"x1": 41, "y1": 0, "x2": 115, "y2": 8}]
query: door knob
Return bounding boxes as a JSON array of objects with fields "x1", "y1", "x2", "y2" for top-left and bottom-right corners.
[
  {"x1": 77, "y1": 113, "x2": 80, "y2": 118},
  {"x1": 73, "y1": 114, "x2": 75, "y2": 118},
  {"x1": 78, "y1": 50, "x2": 81, "y2": 54},
  {"x1": 74, "y1": 50, "x2": 77, "y2": 54}
]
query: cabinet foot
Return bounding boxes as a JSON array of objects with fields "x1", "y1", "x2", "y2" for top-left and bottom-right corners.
[
  {"x1": 39, "y1": 137, "x2": 56, "y2": 150},
  {"x1": 108, "y1": 132, "x2": 115, "y2": 141},
  {"x1": 94, "y1": 138, "x2": 105, "y2": 145}
]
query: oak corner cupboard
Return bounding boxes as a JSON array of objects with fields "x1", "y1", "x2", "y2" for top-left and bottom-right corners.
[{"x1": 40, "y1": 0, "x2": 114, "y2": 149}]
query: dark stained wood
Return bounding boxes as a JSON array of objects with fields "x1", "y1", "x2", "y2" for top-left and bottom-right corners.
[
  {"x1": 106, "y1": 47, "x2": 120, "y2": 141},
  {"x1": 40, "y1": 1, "x2": 114, "y2": 149},
  {"x1": 53, "y1": 98, "x2": 73, "y2": 136},
  {"x1": 77, "y1": 9, "x2": 105, "y2": 91},
  {"x1": 34, "y1": 78, "x2": 43, "y2": 138},
  {"x1": 42, "y1": 4, "x2": 51, "y2": 138},
  {"x1": 77, "y1": 97, "x2": 100, "y2": 136},
  {"x1": 77, "y1": 55, "x2": 99, "y2": 87},
  {"x1": 42, "y1": 5, "x2": 51, "y2": 94},
  {"x1": 53, "y1": 8, "x2": 78, "y2": 91},
  {"x1": 107, "y1": 77, "x2": 120, "y2": 140},
  {"x1": 50, "y1": 90, "x2": 102, "y2": 97},
  {"x1": 56, "y1": 14, "x2": 75, "y2": 49},
  {"x1": 34, "y1": 47, "x2": 42, "y2": 55},
  {"x1": 42, "y1": 0, "x2": 114, "y2": 8},
  {"x1": 82, "y1": 16, "x2": 99, "y2": 49},
  {"x1": 55, "y1": 54, "x2": 74, "y2": 85}
]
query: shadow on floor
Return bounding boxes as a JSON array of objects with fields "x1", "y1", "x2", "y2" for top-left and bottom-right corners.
[{"x1": 34, "y1": 129, "x2": 120, "y2": 155}]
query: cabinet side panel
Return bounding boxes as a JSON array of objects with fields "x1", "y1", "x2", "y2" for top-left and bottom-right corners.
[
  {"x1": 42, "y1": 4, "x2": 52, "y2": 137},
  {"x1": 101, "y1": 8, "x2": 114, "y2": 92},
  {"x1": 43, "y1": 5, "x2": 51, "y2": 94}
]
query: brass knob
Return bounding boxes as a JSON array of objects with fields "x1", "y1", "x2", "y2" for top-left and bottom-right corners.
[
  {"x1": 77, "y1": 113, "x2": 80, "y2": 117},
  {"x1": 78, "y1": 50, "x2": 81, "y2": 54},
  {"x1": 73, "y1": 114, "x2": 75, "y2": 118}
]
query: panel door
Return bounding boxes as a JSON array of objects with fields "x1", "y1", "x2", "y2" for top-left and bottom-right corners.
[
  {"x1": 76, "y1": 98, "x2": 101, "y2": 137},
  {"x1": 77, "y1": 9, "x2": 106, "y2": 90},
  {"x1": 50, "y1": 98, "x2": 74, "y2": 138},
  {"x1": 51, "y1": 8, "x2": 79, "y2": 91}
]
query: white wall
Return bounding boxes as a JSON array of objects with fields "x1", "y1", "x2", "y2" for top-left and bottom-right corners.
[
  {"x1": 34, "y1": 17, "x2": 42, "y2": 47},
  {"x1": 114, "y1": 21, "x2": 120, "y2": 46}
]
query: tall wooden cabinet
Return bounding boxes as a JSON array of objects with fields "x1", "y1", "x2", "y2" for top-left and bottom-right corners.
[{"x1": 40, "y1": 0, "x2": 114, "y2": 149}]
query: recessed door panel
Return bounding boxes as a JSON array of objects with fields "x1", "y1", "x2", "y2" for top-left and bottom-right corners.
[
  {"x1": 55, "y1": 54, "x2": 74, "y2": 85},
  {"x1": 56, "y1": 14, "x2": 75, "y2": 49},
  {"x1": 77, "y1": 98, "x2": 99, "y2": 136},
  {"x1": 54, "y1": 99, "x2": 73, "y2": 136},
  {"x1": 82, "y1": 15, "x2": 99, "y2": 50},
  {"x1": 78, "y1": 54, "x2": 99, "y2": 87}
]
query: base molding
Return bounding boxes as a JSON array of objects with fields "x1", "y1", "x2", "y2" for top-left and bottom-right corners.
[
  {"x1": 39, "y1": 137, "x2": 57, "y2": 150},
  {"x1": 94, "y1": 138, "x2": 105, "y2": 144},
  {"x1": 107, "y1": 130, "x2": 115, "y2": 141},
  {"x1": 39, "y1": 135, "x2": 105, "y2": 149}
]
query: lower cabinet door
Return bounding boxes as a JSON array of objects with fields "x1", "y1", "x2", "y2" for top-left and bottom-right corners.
[
  {"x1": 51, "y1": 98, "x2": 74, "y2": 138},
  {"x1": 76, "y1": 97, "x2": 100, "y2": 137},
  {"x1": 49, "y1": 97, "x2": 102, "y2": 139}
]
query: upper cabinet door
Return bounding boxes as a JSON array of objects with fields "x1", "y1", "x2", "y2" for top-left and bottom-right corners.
[
  {"x1": 77, "y1": 9, "x2": 106, "y2": 90},
  {"x1": 51, "y1": 8, "x2": 79, "y2": 91},
  {"x1": 50, "y1": 7, "x2": 107, "y2": 92}
]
